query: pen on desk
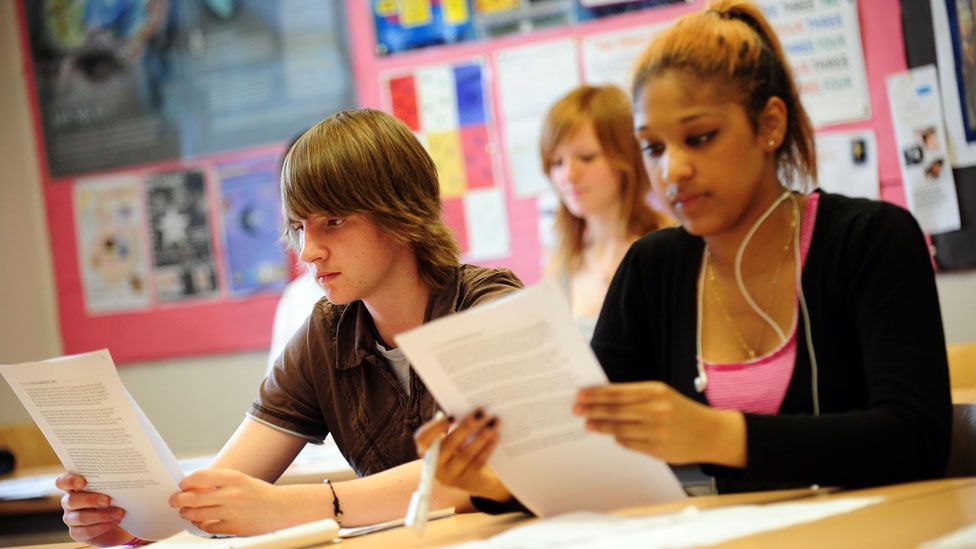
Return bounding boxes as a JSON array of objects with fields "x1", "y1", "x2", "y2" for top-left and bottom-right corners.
[{"x1": 406, "y1": 410, "x2": 445, "y2": 536}]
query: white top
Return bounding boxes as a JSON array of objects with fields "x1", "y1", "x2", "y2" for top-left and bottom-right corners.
[
  {"x1": 267, "y1": 272, "x2": 326, "y2": 373},
  {"x1": 375, "y1": 342, "x2": 412, "y2": 395}
]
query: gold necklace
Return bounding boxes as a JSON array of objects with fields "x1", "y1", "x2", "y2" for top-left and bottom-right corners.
[{"x1": 705, "y1": 204, "x2": 797, "y2": 360}]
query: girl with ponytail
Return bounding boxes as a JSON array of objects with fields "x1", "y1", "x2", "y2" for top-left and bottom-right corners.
[{"x1": 417, "y1": 0, "x2": 950, "y2": 506}]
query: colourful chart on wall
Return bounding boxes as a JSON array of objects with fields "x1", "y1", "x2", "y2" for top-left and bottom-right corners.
[{"x1": 383, "y1": 59, "x2": 510, "y2": 260}]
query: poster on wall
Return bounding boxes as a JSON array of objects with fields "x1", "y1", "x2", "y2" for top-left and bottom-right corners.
[
  {"x1": 932, "y1": 0, "x2": 976, "y2": 167},
  {"x1": 383, "y1": 58, "x2": 510, "y2": 259},
  {"x1": 581, "y1": 23, "x2": 667, "y2": 92},
  {"x1": 24, "y1": 0, "x2": 182, "y2": 177},
  {"x1": 495, "y1": 39, "x2": 581, "y2": 197},
  {"x1": 22, "y1": 0, "x2": 355, "y2": 178},
  {"x1": 372, "y1": 0, "x2": 476, "y2": 55},
  {"x1": 887, "y1": 65, "x2": 961, "y2": 235},
  {"x1": 74, "y1": 174, "x2": 152, "y2": 314},
  {"x1": 177, "y1": 0, "x2": 354, "y2": 157},
  {"x1": 815, "y1": 129, "x2": 879, "y2": 200},
  {"x1": 217, "y1": 156, "x2": 289, "y2": 296},
  {"x1": 759, "y1": 0, "x2": 871, "y2": 127},
  {"x1": 146, "y1": 169, "x2": 219, "y2": 302}
]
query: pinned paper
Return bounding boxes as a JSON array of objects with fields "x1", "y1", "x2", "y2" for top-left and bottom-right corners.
[
  {"x1": 887, "y1": 65, "x2": 961, "y2": 234},
  {"x1": 495, "y1": 39, "x2": 581, "y2": 196},
  {"x1": 74, "y1": 175, "x2": 152, "y2": 314},
  {"x1": 815, "y1": 130, "x2": 879, "y2": 200}
]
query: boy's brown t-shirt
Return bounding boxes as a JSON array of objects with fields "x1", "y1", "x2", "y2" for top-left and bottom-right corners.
[{"x1": 250, "y1": 264, "x2": 523, "y2": 477}]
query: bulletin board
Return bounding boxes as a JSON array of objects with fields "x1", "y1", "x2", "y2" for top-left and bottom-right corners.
[
  {"x1": 16, "y1": 0, "x2": 356, "y2": 363},
  {"x1": 347, "y1": 0, "x2": 914, "y2": 286},
  {"x1": 21, "y1": 0, "x2": 921, "y2": 363}
]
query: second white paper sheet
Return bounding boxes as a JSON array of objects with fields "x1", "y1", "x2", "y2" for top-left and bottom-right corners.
[
  {"x1": 0, "y1": 350, "x2": 192, "y2": 540},
  {"x1": 396, "y1": 281, "x2": 686, "y2": 517}
]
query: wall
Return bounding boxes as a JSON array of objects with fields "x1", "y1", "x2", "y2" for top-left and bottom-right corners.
[
  {"x1": 2, "y1": 2, "x2": 976, "y2": 457},
  {"x1": 0, "y1": 1, "x2": 268, "y2": 455}
]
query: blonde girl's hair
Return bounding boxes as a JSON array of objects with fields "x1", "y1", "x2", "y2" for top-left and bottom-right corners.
[
  {"x1": 280, "y1": 109, "x2": 461, "y2": 290},
  {"x1": 631, "y1": 0, "x2": 817, "y2": 188},
  {"x1": 540, "y1": 85, "x2": 668, "y2": 274}
]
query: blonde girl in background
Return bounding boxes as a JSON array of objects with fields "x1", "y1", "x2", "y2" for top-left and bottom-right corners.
[{"x1": 542, "y1": 84, "x2": 669, "y2": 340}]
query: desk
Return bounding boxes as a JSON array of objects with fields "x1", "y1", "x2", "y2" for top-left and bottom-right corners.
[
  {"x1": 8, "y1": 479, "x2": 975, "y2": 548},
  {"x1": 336, "y1": 477, "x2": 976, "y2": 549}
]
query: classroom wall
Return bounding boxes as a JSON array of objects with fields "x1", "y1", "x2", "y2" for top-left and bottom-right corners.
[{"x1": 2, "y1": 1, "x2": 976, "y2": 456}]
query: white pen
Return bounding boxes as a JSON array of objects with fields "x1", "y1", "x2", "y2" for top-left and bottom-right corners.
[{"x1": 405, "y1": 410, "x2": 445, "y2": 536}]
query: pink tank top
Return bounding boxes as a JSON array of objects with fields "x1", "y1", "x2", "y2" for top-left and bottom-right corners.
[{"x1": 702, "y1": 193, "x2": 820, "y2": 415}]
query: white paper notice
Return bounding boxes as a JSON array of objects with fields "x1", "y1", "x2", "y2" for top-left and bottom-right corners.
[
  {"x1": 0, "y1": 350, "x2": 193, "y2": 540},
  {"x1": 463, "y1": 188, "x2": 511, "y2": 261},
  {"x1": 815, "y1": 129, "x2": 879, "y2": 200},
  {"x1": 887, "y1": 65, "x2": 961, "y2": 234},
  {"x1": 495, "y1": 39, "x2": 581, "y2": 197},
  {"x1": 581, "y1": 23, "x2": 667, "y2": 92},
  {"x1": 760, "y1": 0, "x2": 871, "y2": 127},
  {"x1": 74, "y1": 174, "x2": 152, "y2": 314},
  {"x1": 395, "y1": 281, "x2": 686, "y2": 517},
  {"x1": 931, "y1": 0, "x2": 976, "y2": 167}
]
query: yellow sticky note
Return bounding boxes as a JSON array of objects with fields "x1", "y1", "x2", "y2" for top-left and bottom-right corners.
[
  {"x1": 442, "y1": 0, "x2": 470, "y2": 24},
  {"x1": 399, "y1": 0, "x2": 432, "y2": 27},
  {"x1": 426, "y1": 131, "x2": 467, "y2": 198},
  {"x1": 475, "y1": 0, "x2": 518, "y2": 14},
  {"x1": 375, "y1": 0, "x2": 397, "y2": 16}
]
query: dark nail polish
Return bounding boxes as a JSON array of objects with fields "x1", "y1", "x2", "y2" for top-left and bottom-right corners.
[
  {"x1": 486, "y1": 417, "x2": 497, "y2": 428},
  {"x1": 474, "y1": 409, "x2": 484, "y2": 420}
]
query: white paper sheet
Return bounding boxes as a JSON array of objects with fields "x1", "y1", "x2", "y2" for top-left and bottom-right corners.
[
  {"x1": 887, "y1": 65, "x2": 961, "y2": 234},
  {"x1": 581, "y1": 23, "x2": 667, "y2": 92},
  {"x1": 931, "y1": 0, "x2": 976, "y2": 167},
  {"x1": 449, "y1": 496, "x2": 883, "y2": 548},
  {"x1": 920, "y1": 522, "x2": 976, "y2": 549},
  {"x1": 463, "y1": 188, "x2": 511, "y2": 261},
  {"x1": 0, "y1": 350, "x2": 194, "y2": 540},
  {"x1": 495, "y1": 39, "x2": 581, "y2": 197},
  {"x1": 150, "y1": 518, "x2": 338, "y2": 548},
  {"x1": 815, "y1": 129, "x2": 880, "y2": 200},
  {"x1": 395, "y1": 281, "x2": 686, "y2": 517},
  {"x1": 759, "y1": 0, "x2": 871, "y2": 127}
]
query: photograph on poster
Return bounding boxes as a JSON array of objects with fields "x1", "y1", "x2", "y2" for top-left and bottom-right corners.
[
  {"x1": 218, "y1": 157, "x2": 289, "y2": 296},
  {"x1": 23, "y1": 0, "x2": 354, "y2": 177},
  {"x1": 24, "y1": 0, "x2": 181, "y2": 177},
  {"x1": 146, "y1": 170, "x2": 219, "y2": 302},
  {"x1": 73, "y1": 174, "x2": 152, "y2": 314}
]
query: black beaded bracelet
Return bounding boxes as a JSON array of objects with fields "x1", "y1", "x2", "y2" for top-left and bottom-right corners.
[{"x1": 323, "y1": 479, "x2": 344, "y2": 526}]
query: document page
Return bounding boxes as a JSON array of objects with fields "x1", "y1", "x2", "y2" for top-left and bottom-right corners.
[
  {"x1": 0, "y1": 350, "x2": 193, "y2": 540},
  {"x1": 396, "y1": 281, "x2": 686, "y2": 517}
]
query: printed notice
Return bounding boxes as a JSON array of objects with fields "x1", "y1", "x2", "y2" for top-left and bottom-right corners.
[
  {"x1": 74, "y1": 174, "x2": 152, "y2": 314},
  {"x1": 495, "y1": 39, "x2": 581, "y2": 196},
  {"x1": 0, "y1": 351, "x2": 197, "y2": 540},
  {"x1": 759, "y1": 0, "x2": 871, "y2": 127},
  {"x1": 887, "y1": 65, "x2": 961, "y2": 234},
  {"x1": 815, "y1": 129, "x2": 879, "y2": 200},
  {"x1": 396, "y1": 281, "x2": 686, "y2": 517}
]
